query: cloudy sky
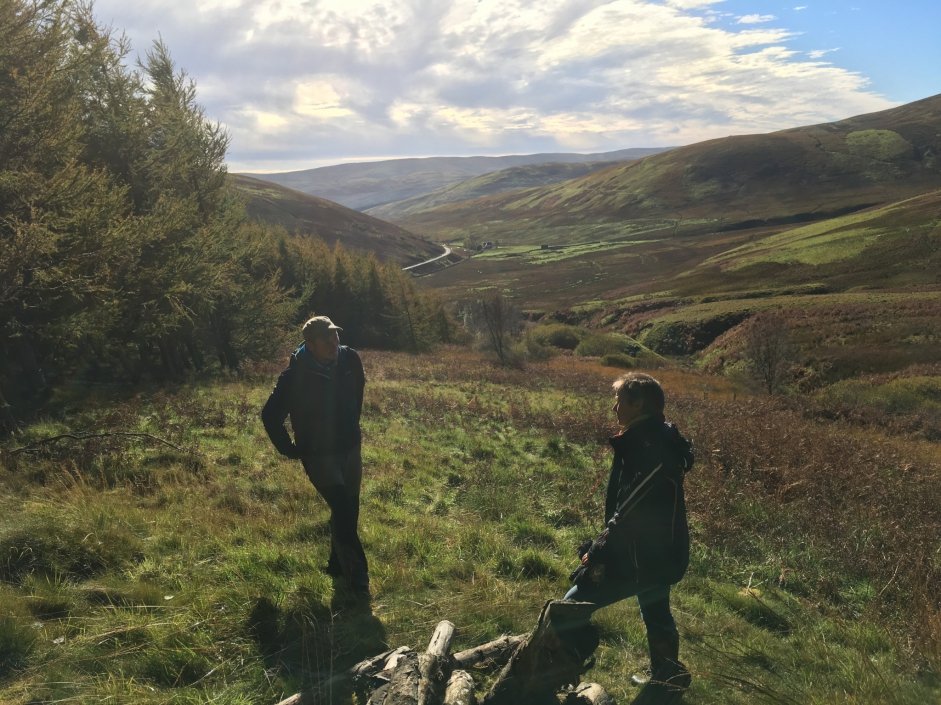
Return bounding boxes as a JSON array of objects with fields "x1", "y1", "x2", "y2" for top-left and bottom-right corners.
[{"x1": 91, "y1": 0, "x2": 941, "y2": 173}]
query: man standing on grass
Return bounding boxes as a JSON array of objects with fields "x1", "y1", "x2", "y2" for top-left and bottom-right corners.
[
  {"x1": 262, "y1": 315, "x2": 369, "y2": 595},
  {"x1": 565, "y1": 372, "x2": 694, "y2": 695}
]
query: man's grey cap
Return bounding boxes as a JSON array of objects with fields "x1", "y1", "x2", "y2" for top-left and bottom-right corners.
[{"x1": 302, "y1": 315, "x2": 342, "y2": 339}]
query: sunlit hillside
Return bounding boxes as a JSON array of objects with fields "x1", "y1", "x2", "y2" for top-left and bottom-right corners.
[
  {"x1": 397, "y1": 94, "x2": 941, "y2": 244},
  {"x1": 365, "y1": 160, "x2": 625, "y2": 221},
  {"x1": 230, "y1": 175, "x2": 441, "y2": 266},
  {"x1": 3, "y1": 3, "x2": 940, "y2": 705}
]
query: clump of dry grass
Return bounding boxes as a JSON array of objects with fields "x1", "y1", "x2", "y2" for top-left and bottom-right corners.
[{"x1": 672, "y1": 394, "x2": 941, "y2": 669}]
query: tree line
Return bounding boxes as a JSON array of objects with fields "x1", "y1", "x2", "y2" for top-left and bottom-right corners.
[{"x1": 0, "y1": 0, "x2": 450, "y2": 430}]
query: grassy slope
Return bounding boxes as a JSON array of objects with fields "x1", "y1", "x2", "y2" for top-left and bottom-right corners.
[
  {"x1": 611, "y1": 191, "x2": 940, "y2": 381},
  {"x1": 1, "y1": 350, "x2": 939, "y2": 704},
  {"x1": 422, "y1": 228, "x2": 737, "y2": 308},
  {"x1": 688, "y1": 189, "x2": 941, "y2": 286},
  {"x1": 398, "y1": 93, "x2": 941, "y2": 243},
  {"x1": 230, "y1": 175, "x2": 441, "y2": 266},
  {"x1": 365, "y1": 161, "x2": 627, "y2": 221}
]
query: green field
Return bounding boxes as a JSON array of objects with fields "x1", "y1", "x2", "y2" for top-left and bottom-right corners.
[{"x1": 470, "y1": 240, "x2": 663, "y2": 264}]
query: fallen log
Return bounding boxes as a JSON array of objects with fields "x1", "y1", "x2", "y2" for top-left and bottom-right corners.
[
  {"x1": 379, "y1": 647, "x2": 411, "y2": 677},
  {"x1": 371, "y1": 620, "x2": 457, "y2": 705},
  {"x1": 452, "y1": 635, "x2": 525, "y2": 671},
  {"x1": 444, "y1": 670, "x2": 477, "y2": 705},
  {"x1": 273, "y1": 645, "x2": 411, "y2": 705},
  {"x1": 482, "y1": 600, "x2": 598, "y2": 705},
  {"x1": 355, "y1": 646, "x2": 412, "y2": 683},
  {"x1": 370, "y1": 651, "x2": 421, "y2": 705},
  {"x1": 418, "y1": 620, "x2": 456, "y2": 705}
]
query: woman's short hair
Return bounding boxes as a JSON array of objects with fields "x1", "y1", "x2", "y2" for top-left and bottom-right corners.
[{"x1": 613, "y1": 372, "x2": 665, "y2": 417}]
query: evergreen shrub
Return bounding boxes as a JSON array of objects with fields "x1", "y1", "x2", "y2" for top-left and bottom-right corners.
[
  {"x1": 527, "y1": 324, "x2": 588, "y2": 350},
  {"x1": 575, "y1": 333, "x2": 643, "y2": 357}
]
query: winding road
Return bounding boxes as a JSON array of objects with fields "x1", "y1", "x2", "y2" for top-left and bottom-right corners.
[{"x1": 402, "y1": 244, "x2": 452, "y2": 271}]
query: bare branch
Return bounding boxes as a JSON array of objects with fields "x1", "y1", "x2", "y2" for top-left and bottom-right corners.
[{"x1": 10, "y1": 431, "x2": 186, "y2": 455}]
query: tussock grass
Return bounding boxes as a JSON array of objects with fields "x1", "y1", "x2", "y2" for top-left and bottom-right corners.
[{"x1": 0, "y1": 348, "x2": 938, "y2": 703}]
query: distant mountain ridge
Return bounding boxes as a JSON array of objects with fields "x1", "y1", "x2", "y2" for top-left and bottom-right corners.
[
  {"x1": 397, "y1": 93, "x2": 941, "y2": 241},
  {"x1": 239, "y1": 148, "x2": 671, "y2": 211}
]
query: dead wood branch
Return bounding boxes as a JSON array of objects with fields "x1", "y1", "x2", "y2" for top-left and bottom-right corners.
[
  {"x1": 452, "y1": 634, "x2": 525, "y2": 671},
  {"x1": 371, "y1": 651, "x2": 421, "y2": 705},
  {"x1": 444, "y1": 670, "x2": 477, "y2": 705},
  {"x1": 273, "y1": 608, "x2": 603, "y2": 705},
  {"x1": 483, "y1": 600, "x2": 598, "y2": 705},
  {"x1": 11, "y1": 430, "x2": 186, "y2": 455},
  {"x1": 564, "y1": 683, "x2": 616, "y2": 705},
  {"x1": 418, "y1": 620, "x2": 456, "y2": 705},
  {"x1": 273, "y1": 646, "x2": 411, "y2": 705},
  {"x1": 356, "y1": 646, "x2": 412, "y2": 684}
]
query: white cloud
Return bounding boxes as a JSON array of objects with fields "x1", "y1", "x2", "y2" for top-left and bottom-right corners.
[
  {"x1": 737, "y1": 14, "x2": 777, "y2": 24},
  {"x1": 664, "y1": 0, "x2": 724, "y2": 8},
  {"x1": 90, "y1": 0, "x2": 895, "y2": 171},
  {"x1": 293, "y1": 79, "x2": 357, "y2": 120},
  {"x1": 808, "y1": 48, "x2": 840, "y2": 59},
  {"x1": 794, "y1": 5, "x2": 808, "y2": 11}
]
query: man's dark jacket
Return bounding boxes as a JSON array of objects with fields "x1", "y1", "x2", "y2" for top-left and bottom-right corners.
[
  {"x1": 261, "y1": 343, "x2": 365, "y2": 459},
  {"x1": 602, "y1": 416, "x2": 694, "y2": 587}
]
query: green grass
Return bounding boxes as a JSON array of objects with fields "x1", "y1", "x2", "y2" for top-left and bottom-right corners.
[
  {"x1": 573, "y1": 332, "x2": 664, "y2": 366},
  {"x1": 619, "y1": 291, "x2": 940, "y2": 378},
  {"x1": 845, "y1": 129, "x2": 913, "y2": 161},
  {"x1": 707, "y1": 225, "x2": 884, "y2": 268},
  {"x1": 819, "y1": 375, "x2": 941, "y2": 417},
  {"x1": 525, "y1": 323, "x2": 589, "y2": 351},
  {"x1": 677, "y1": 191, "x2": 941, "y2": 292},
  {"x1": 473, "y1": 239, "x2": 663, "y2": 264},
  {"x1": 1, "y1": 349, "x2": 939, "y2": 704},
  {"x1": 812, "y1": 373, "x2": 941, "y2": 439},
  {"x1": 698, "y1": 194, "x2": 937, "y2": 271}
]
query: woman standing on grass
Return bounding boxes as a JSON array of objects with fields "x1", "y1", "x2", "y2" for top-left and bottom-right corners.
[{"x1": 566, "y1": 372, "x2": 694, "y2": 692}]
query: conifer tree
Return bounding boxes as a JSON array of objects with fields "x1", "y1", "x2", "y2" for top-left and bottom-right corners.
[
  {"x1": 0, "y1": 0, "x2": 453, "y2": 428},
  {"x1": 0, "y1": 0, "x2": 129, "y2": 414}
]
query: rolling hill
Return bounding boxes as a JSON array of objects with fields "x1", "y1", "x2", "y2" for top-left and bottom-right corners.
[
  {"x1": 239, "y1": 148, "x2": 671, "y2": 211},
  {"x1": 399, "y1": 93, "x2": 941, "y2": 243},
  {"x1": 229, "y1": 174, "x2": 441, "y2": 265},
  {"x1": 364, "y1": 160, "x2": 627, "y2": 221},
  {"x1": 423, "y1": 186, "x2": 940, "y2": 308},
  {"x1": 421, "y1": 188, "x2": 940, "y2": 382}
]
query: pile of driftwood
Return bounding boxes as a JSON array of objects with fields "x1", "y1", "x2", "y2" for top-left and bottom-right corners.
[{"x1": 274, "y1": 600, "x2": 614, "y2": 705}]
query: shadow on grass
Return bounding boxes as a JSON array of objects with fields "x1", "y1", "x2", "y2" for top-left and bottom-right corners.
[{"x1": 248, "y1": 583, "x2": 387, "y2": 704}]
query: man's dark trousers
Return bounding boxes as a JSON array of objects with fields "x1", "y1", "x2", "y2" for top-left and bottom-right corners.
[{"x1": 302, "y1": 447, "x2": 369, "y2": 590}]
